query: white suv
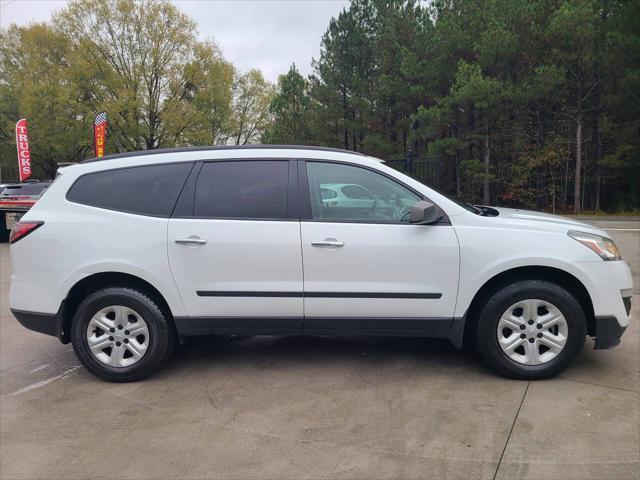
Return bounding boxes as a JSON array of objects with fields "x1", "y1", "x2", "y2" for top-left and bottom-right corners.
[{"x1": 9, "y1": 146, "x2": 633, "y2": 382}]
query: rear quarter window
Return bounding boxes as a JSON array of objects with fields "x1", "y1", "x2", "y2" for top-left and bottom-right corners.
[{"x1": 66, "y1": 162, "x2": 193, "y2": 217}]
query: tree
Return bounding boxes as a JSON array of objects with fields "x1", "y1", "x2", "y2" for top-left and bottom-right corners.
[
  {"x1": 262, "y1": 64, "x2": 311, "y2": 144},
  {"x1": 305, "y1": 0, "x2": 639, "y2": 212},
  {"x1": 0, "y1": 0, "x2": 274, "y2": 179},
  {"x1": 230, "y1": 69, "x2": 274, "y2": 145},
  {"x1": 55, "y1": 0, "x2": 200, "y2": 151},
  {"x1": 184, "y1": 41, "x2": 235, "y2": 146},
  {"x1": 548, "y1": 0, "x2": 602, "y2": 213},
  {"x1": 1, "y1": 0, "x2": 637, "y2": 211},
  {"x1": 0, "y1": 24, "x2": 90, "y2": 180},
  {"x1": 310, "y1": 0, "x2": 377, "y2": 151},
  {"x1": 423, "y1": 60, "x2": 504, "y2": 204}
]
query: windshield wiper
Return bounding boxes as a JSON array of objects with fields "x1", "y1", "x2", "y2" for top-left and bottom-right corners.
[
  {"x1": 473, "y1": 205, "x2": 491, "y2": 216},
  {"x1": 467, "y1": 203, "x2": 485, "y2": 215}
]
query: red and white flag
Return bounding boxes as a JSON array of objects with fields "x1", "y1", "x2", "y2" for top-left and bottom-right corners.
[
  {"x1": 94, "y1": 112, "x2": 108, "y2": 157},
  {"x1": 15, "y1": 118, "x2": 32, "y2": 182}
]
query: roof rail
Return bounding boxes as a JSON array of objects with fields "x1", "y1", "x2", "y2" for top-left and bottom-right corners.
[{"x1": 80, "y1": 144, "x2": 366, "y2": 163}]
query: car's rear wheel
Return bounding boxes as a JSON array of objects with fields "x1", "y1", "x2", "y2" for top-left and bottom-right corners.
[
  {"x1": 475, "y1": 280, "x2": 586, "y2": 379},
  {"x1": 71, "y1": 287, "x2": 174, "y2": 382}
]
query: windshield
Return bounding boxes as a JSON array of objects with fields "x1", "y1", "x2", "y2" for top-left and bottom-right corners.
[
  {"x1": 430, "y1": 186, "x2": 481, "y2": 214},
  {"x1": 390, "y1": 167, "x2": 481, "y2": 214}
]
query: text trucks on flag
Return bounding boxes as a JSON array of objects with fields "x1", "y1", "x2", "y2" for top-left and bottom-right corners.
[{"x1": 15, "y1": 119, "x2": 32, "y2": 182}]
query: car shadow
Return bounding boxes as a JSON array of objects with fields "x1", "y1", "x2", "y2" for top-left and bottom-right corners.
[{"x1": 159, "y1": 334, "x2": 490, "y2": 379}]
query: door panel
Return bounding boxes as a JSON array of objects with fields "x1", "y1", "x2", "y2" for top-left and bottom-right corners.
[
  {"x1": 168, "y1": 219, "x2": 303, "y2": 318},
  {"x1": 301, "y1": 222, "x2": 459, "y2": 319},
  {"x1": 167, "y1": 159, "x2": 303, "y2": 322},
  {"x1": 300, "y1": 160, "x2": 460, "y2": 322}
]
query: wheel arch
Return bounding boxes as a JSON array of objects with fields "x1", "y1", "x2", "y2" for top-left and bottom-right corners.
[
  {"x1": 462, "y1": 265, "x2": 596, "y2": 347},
  {"x1": 60, "y1": 272, "x2": 175, "y2": 343}
]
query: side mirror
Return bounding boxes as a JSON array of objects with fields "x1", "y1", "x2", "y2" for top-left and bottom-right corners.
[{"x1": 409, "y1": 200, "x2": 443, "y2": 225}]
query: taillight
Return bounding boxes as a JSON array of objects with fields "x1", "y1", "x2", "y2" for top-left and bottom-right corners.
[{"x1": 9, "y1": 221, "x2": 44, "y2": 244}]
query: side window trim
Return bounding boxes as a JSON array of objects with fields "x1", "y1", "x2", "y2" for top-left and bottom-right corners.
[
  {"x1": 171, "y1": 161, "x2": 202, "y2": 218},
  {"x1": 298, "y1": 159, "x2": 449, "y2": 225},
  {"x1": 297, "y1": 158, "x2": 313, "y2": 220},
  {"x1": 288, "y1": 159, "x2": 300, "y2": 220},
  {"x1": 174, "y1": 158, "x2": 299, "y2": 221}
]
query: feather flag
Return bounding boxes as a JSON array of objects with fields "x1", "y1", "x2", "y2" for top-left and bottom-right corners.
[
  {"x1": 15, "y1": 119, "x2": 32, "y2": 182},
  {"x1": 94, "y1": 112, "x2": 108, "y2": 157}
]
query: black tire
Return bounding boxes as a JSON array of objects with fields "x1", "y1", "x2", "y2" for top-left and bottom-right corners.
[
  {"x1": 0, "y1": 214, "x2": 9, "y2": 243},
  {"x1": 475, "y1": 280, "x2": 586, "y2": 380},
  {"x1": 71, "y1": 286, "x2": 175, "y2": 382}
]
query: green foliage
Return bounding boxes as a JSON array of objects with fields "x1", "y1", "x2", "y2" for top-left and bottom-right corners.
[
  {"x1": 0, "y1": 0, "x2": 638, "y2": 212},
  {"x1": 449, "y1": 61, "x2": 504, "y2": 111},
  {"x1": 0, "y1": 24, "x2": 89, "y2": 179},
  {"x1": 0, "y1": 0, "x2": 274, "y2": 181},
  {"x1": 427, "y1": 138, "x2": 464, "y2": 157},
  {"x1": 458, "y1": 158, "x2": 497, "y2": 204},
  {"x1": 302, "y1": 0, "x2": 639, "y2": 211},
  {"x1": 262, "y1": 65, "x2": 311, "y2": 145},
  {"x1": 230, "y1": 69, "x2": 274, "y2": 145},
  {"x1": 56, "y1": 0, "x2": 200, "y2": 150},
  {"x1": 181, "y1": 41, "x2": 235, "y2": 146}
]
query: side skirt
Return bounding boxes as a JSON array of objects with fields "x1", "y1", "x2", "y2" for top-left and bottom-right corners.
[{"x1": 173, "y1": 316, "x2": 467, "y2": 349}]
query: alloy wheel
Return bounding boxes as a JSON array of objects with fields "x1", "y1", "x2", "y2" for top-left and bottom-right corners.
[
  {"x1": 86, "y1": 305, "x2": 150, "y2": 367},
  {"x1": 497, "y1": 298, "x2": 568, "y2": 365}
]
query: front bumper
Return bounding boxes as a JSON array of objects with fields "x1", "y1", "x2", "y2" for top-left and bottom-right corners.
[
  {"x1": 593, "y1": 315, "x2": 628, "y2": 350},
  {"x1": 574, "y1": 260, "x2": 633, "y2": 330}
]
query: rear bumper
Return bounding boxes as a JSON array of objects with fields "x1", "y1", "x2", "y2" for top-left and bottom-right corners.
[
  {"x1": 593, "y1": 315, "x2": 628, "y2": 350},
  {"x1": 11, "y1": 302, "x2": 66, "y2": 342}
]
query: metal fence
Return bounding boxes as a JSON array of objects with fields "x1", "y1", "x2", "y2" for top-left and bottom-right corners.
[{"x1": 385, "y1": 156, "x2": 444, "y2": 190}]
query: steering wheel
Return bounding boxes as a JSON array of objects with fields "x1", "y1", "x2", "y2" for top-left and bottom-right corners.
[
  {"x1": 395, "y1": 205, "x2": 413, "y2": 222},
  {"x1": 369, "y1": 197, "x2": 379, "y2": 216}
]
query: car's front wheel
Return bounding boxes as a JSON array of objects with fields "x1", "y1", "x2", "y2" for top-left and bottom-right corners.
[
  {"x1": 71, "y1": 287, "x2": 174, "y2": 382},
  {"x1": 475, "y1": 280, "x2": 586, "y2": 379}
]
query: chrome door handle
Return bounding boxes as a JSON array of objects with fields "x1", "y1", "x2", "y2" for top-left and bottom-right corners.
[
  {"x1": 311, "y1": 239, "x2": 345, "y2": 248},
  {"x1": 175, "y1": 237, "x2": 207, "y2": 246}
]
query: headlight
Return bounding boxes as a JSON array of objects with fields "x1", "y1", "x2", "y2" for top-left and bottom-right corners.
[{"x1": 568, "y1": 230, "x2": 621, "y2": 261}]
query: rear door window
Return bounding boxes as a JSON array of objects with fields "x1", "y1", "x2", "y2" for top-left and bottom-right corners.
[
  {"x1": 67, "y1": 162, "x2": 192, "y2": 217},
  {"x1": 194, "y1": 161, "x2": 289, "y2": 219}
]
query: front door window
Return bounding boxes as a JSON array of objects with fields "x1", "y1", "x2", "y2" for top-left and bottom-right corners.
[{"x1": 306, "y1": 162, "x2": 421, "y2": 223}]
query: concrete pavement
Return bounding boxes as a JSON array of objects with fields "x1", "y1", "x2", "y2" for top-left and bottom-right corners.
[{"x1": 0, "y1": 218, "x2": 638, "y2": 479}]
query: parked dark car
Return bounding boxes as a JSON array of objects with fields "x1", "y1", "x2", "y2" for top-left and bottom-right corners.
[{"x1": 0, "y1": 180, "x2": 51, "y2": 242}]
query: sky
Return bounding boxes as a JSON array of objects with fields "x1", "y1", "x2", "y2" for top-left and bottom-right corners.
[{"x1": 0, "y1": 0, "x2": 350, "y2": 82}]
